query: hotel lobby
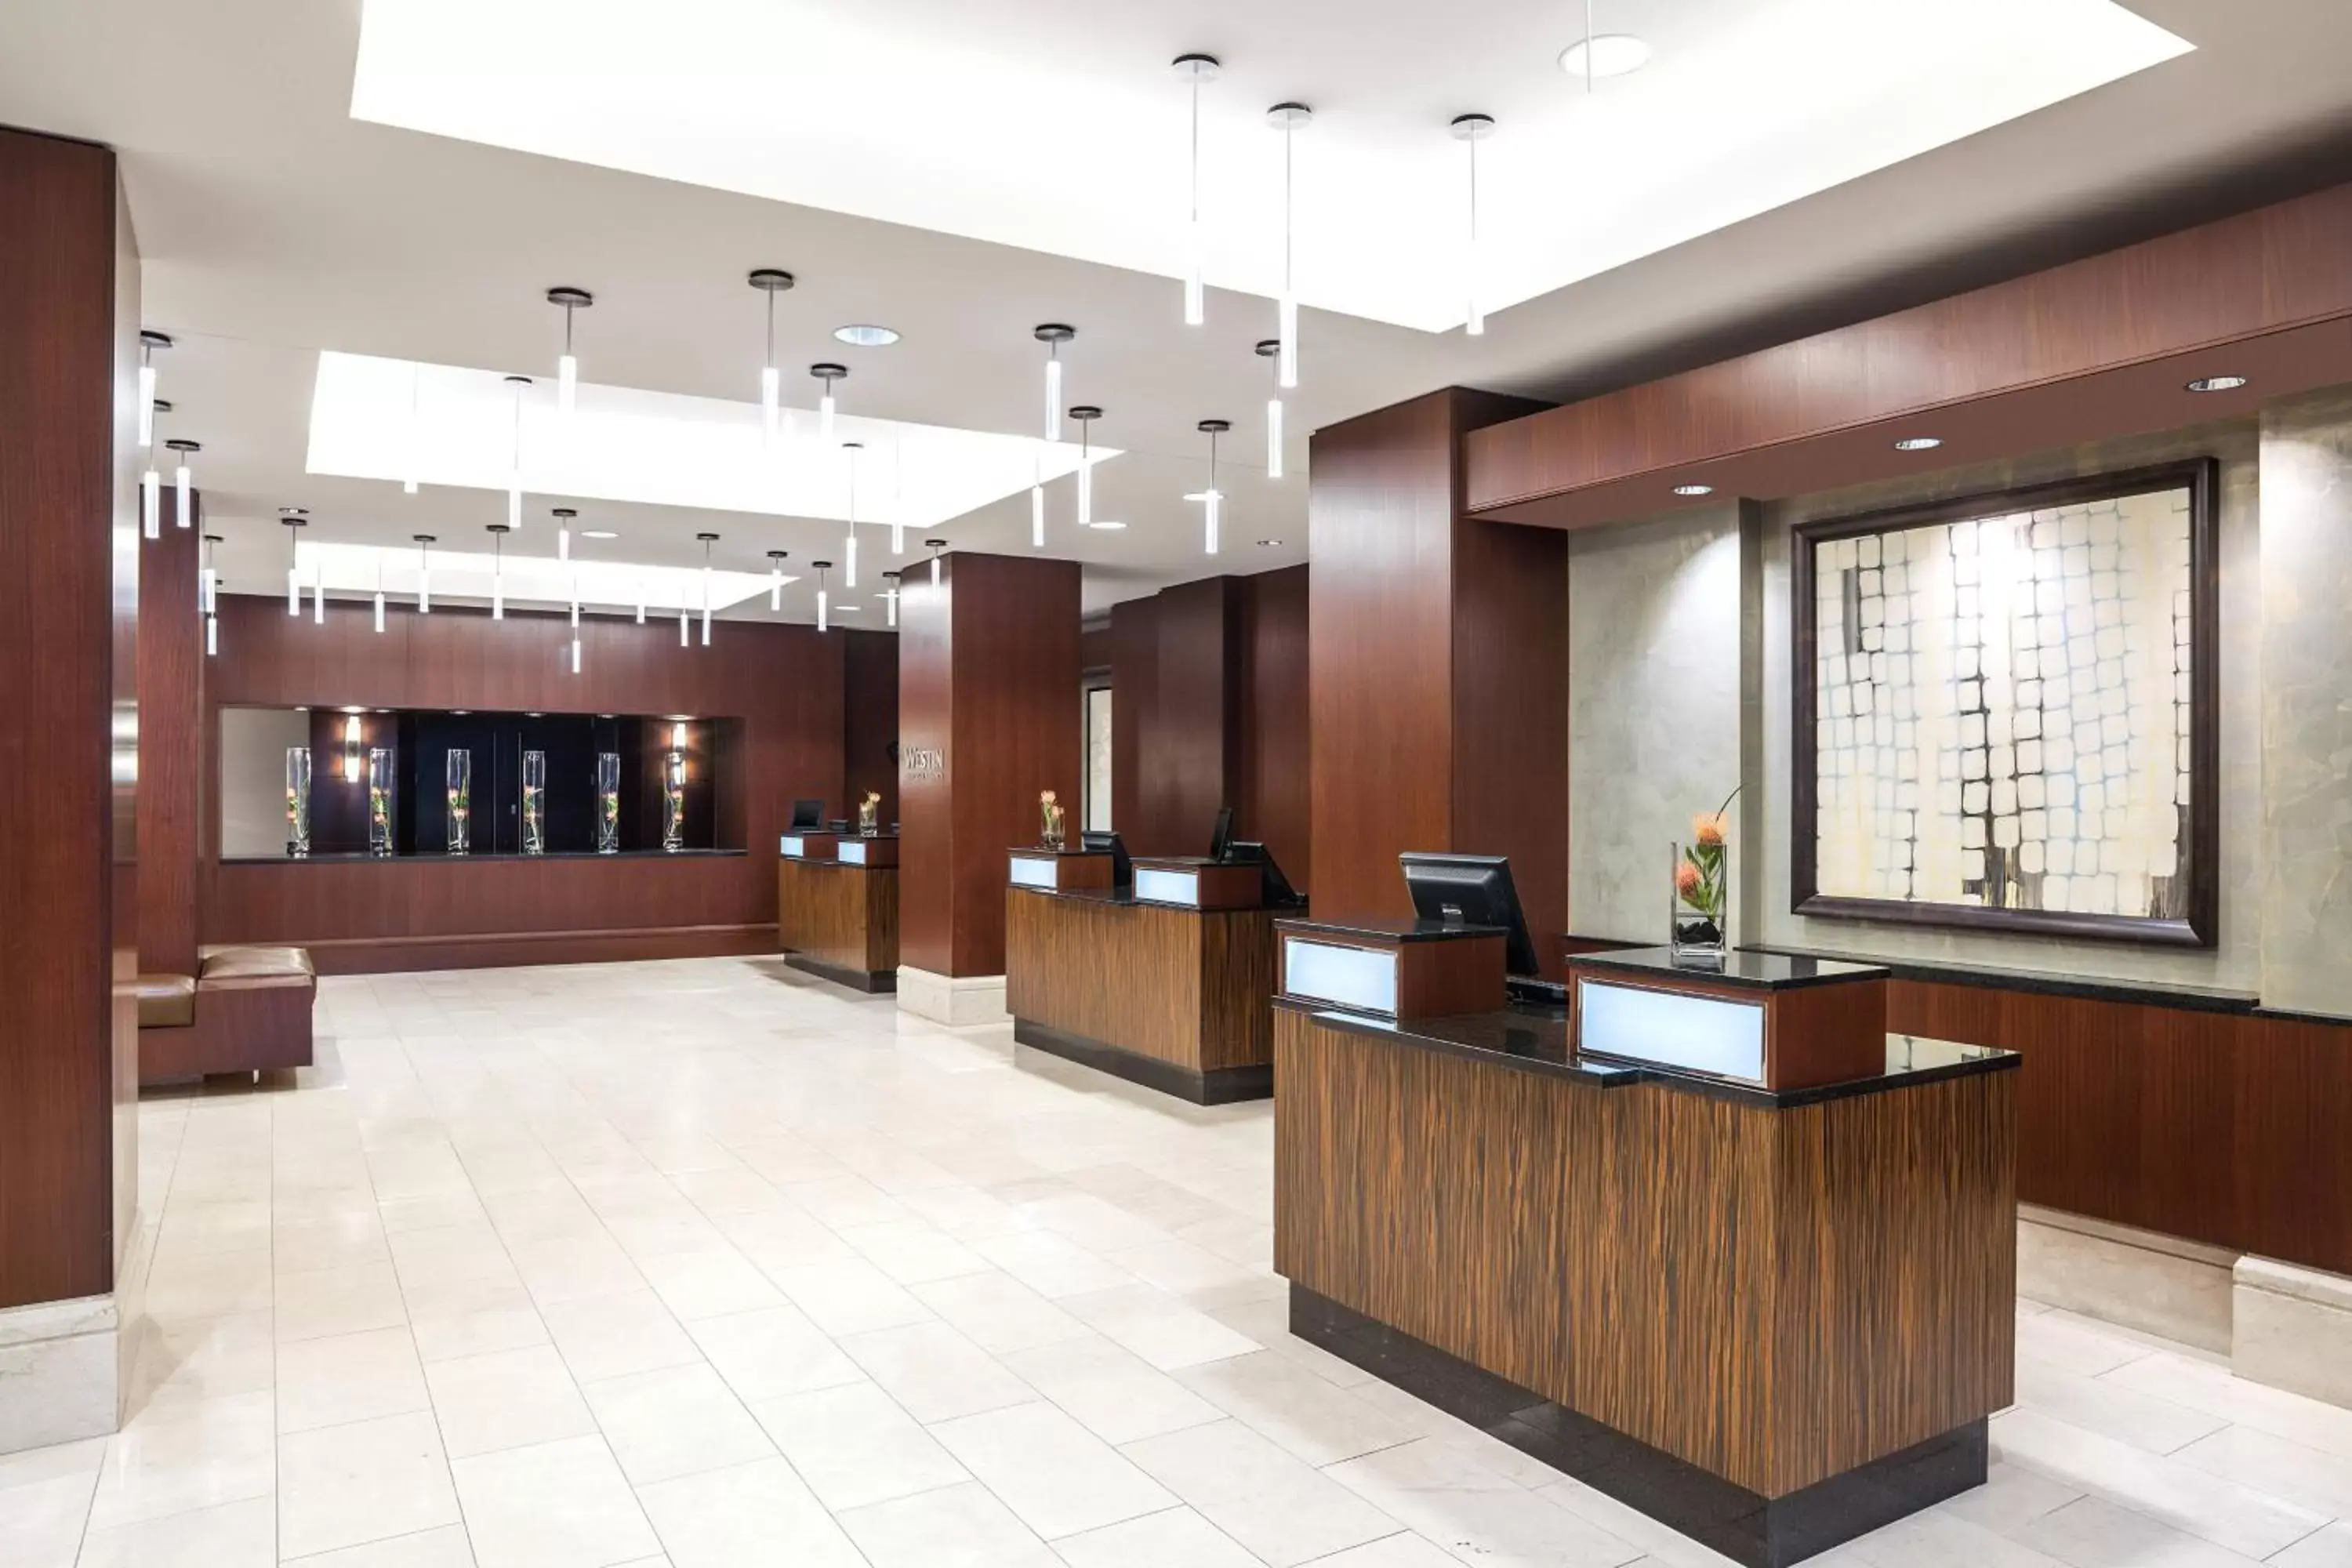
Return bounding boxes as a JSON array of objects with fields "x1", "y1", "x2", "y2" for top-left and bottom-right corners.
[{"x1": 6, "y1": 2, "x2": 2352, "y2": 1565}]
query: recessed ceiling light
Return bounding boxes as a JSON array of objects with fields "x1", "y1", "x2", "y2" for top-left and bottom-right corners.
[
  {"x1": 1559, "y1": 34, "x2": 1651, "y2": 79},
  {"x1": 1672, "y1": 483, "x2": 1713, "y2": 496},
  {"x1": 1893, "y1": 437, "x2": 1943, "y2": 452},
  {"x1": 832, "y1": 604, "x2": 862, "y2": 613},
  {"x1": 1085, "y1": 520, "x2": 1127, "y2": 531},
  {"x1": 1257, "y1": 539, "x2": 1284, "y2": 547},
  {"x1": 833, "y1": 324, "x2": 899, "y2": 347},
  {"x1": 580, "y1": 528, "x2": 619, "y2": 540},
  {"x1": 2185, "y1": 375, "x2": 2246, "y2": 393}
]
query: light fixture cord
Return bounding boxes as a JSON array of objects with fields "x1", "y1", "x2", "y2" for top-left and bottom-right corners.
[
  {"x1": 1190, "y1": 75, "x2": 1200, "y2": 228},
  {"x1": 1586, "y1": 0, "x2": 1596, "y2": 93},
  {"x1": 1283, "y1": 122, "x2": 1294, "y2": 292},
  {"x1": 765, "y1": 289, "x2": 776, "y2": 370}
]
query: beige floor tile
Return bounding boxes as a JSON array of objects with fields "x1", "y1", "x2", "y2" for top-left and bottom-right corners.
[
  {"x1": 86, "y1": 1389, "x2": 276, "y2": 1530},
  {"x1": 1176, "y1": 1348, "x2": 1419, "y2": 1466},
  {"x1": 128, "y1": 1308, "x2": 276, "y2": 1410},
  {"x1": 932, "y1": 1399, "x2": 1176, "y2": 1540},
  {"x1": 636, "y1": 1456, "x2": 868, "y2": 1568},
  {"x1": 277, "y1": 1261, "x2": 410, "y2": 1343},
  {"x1": 0, "y1": 1467, "x2": 98, "y2": 1568},
  {"x1": 281, "y1": 1523, "x2": 479, "y2": 1565},
  {"x1": 1059, "y1": 1283, "x2": 1262, "y2": 1372},
  {"x1": 837, "y1": 1319, "x2": 1037, "y2": 1423},
  {"x1": 998, "y1": 1334, "x2": 1224, "y2": 1445},
  {"x1": 278, "y1": 1410, "x2": 463, "y2": 1559},
  {"x1": 449, "y1": 1435, "x2": 661, "y2": 1568},
  {"x1": 837, "y1": 1480, "x2": 1062, "y2": 1568},
  {"x1": 685, "y1": 1303, "x2": 863, "y2": 1400},
  {"x1": 632, "y1": 1246, "x2": 785, "y2": 1321},
  {"x1": 278, "y1": 1327, "x2": 432, "y2": 1433},
  {"x1": 74, "y1": 1493, "x2": 276, "y2": 1568},
  {"x1": 143, "y1": 1247, "x2": 275, "y2": 1321},
  {"x1": 768, "y1": 1258, "x2": 936, "y2": 1336},
  {"x1": 424, "y1": 1344, "x2": 597, "y2": 1457},
  {"x1": 537, "y1": 1289, "x2": 702, "y2": 1385},
  {"x1": 579, "y1": 1363, "x2": 775, "y2": 1485},
  {"x1": 1048, "y1": 1505, "x2": 1267, "y2": 1567},
  {"x1": 750, "y1": 1380, "x2": 966, "y2": 1510},
  {"x1": 509, "y1": 1234, "x2": 647, "y2": 1306},
  {"x1": 1123, "y1": 1418, "x2": 1402, "y2": 1568}
]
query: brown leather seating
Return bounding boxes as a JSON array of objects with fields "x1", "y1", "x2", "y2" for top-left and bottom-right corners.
[{"x1": 135, "y1": 973, "x2": 197, "y2": 1029}]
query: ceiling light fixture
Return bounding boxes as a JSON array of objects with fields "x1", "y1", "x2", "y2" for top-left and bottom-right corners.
[
  {"x1": 1069, "y1": 405, "x2": 1102, "y2": 528},
  {"x1": 414, "y1": 534, "x2": 435, "y2": 614},
  {"x1": 1253, "y1": 339, "x2": 1285, "y2": 481},
  {"x1": 1257, "y1": 539, "x2": 1283, "y2": 547},
  {"x1": 202, "y1": 533, "x2": 222, "y2": 657},
  {"x1": 582, "y1": 528, "x2": 619, "y2": 540},
  {"x1": 504, "y1": 375, "x2": 532, "y2": 528},
  {"x1": 637, "y1": 573, "x2": 648, "y2": 626},
  {"x1": 572, "y1": 633, "x2": 581, "y2": 675},
  {"x1": 137, "y1": 330, "x2": 169, "y2": 448},
  {"x1": 679, "y1": 577, "x2": 690, "y2": 647},
  {"x1": 165, "y1": 438, "x2": 201, "y2": 529},
  {"x1": 1450, "y1": 114, "x2": 1495, "y2": 336},
  {"x1": 812, "y1": 559, "x2": 832, "y2": 633},
  {"x1": 405, "y1": 362, "x2": 422, "y2": 494},
  {"x1": 844, "y1": 441, "x2": 864, "y2": 587},
  {"x1": 314, "y1": 547, "x2": 326, "y2": 625},
  {"x1": 488, "y1": 523, "x2": 510, "y2": 619},
  {"x1": 1561, "y1": 0, "x2": 1649, "y2": 88},
  {"x1": 750, "y1": 268, "x2": 795, "y2": 444},
  {"x1": 1035, "y1": 323, "x2": 1073, "y2": 443},
  {"x1": 142, "y1": 400, "x2": 170, "y2": 539},
  {"x1": 1269, "y1": 101, "x2": 1312, "y2": 390},
  {"x1": 372, "y1": 552, "x2": 388, "y2": 634},
  {"x1": 553, "y1": 506, "x2": 575, "y2": 562},
  {"x1": 1031, "y1": 448, "x2": 1046, "y2": 550},
  {"x1": 1086, "y1": 520, "x2": 1128, "y2": 531},
  {"x1": 834, "y1": 324, "x2": 898, "y2": 347},
  {"x1": 698, "y1": 532, "x2": 720, "y2": 645},
  {"x1": 1893, "y1": 436, "x2": 1943, "y2": 452},
  {"x1": 883, "y1": 571, "x2": 901, "y2": 628},
  {"x1": 1673, "y1": 483, "x2": 1714, "y2": 496},
  {"x1": 811, "y1": 363, "x2": 847, "y2": 441},
  {"x1": 1173, "y1": 53, "x2": 1220, "y2": 326},
  {"x1": 768, "y1": 550, "x2": 789, "y2": 612},
  {"x1": 2186, "y1": 375, "x2": 2248, "y2": 393},
  {"x1": 281, "y1": 511, "x2": 307, "y2": 617},
  {"x1": 926, "y1": 539, "x2": 947, "y2": 592},
  {"x1": 1197, "y1": 419, "x2": 1229, "y2": 555},
  {"x1": 546, "y1": 287, "x2": 592, "y2": 416}
]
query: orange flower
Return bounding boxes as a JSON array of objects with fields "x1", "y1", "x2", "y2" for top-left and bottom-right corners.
[
  {"x1": 1693, "y1": 812, "x2": 1726, "y2": 848},
  {"x1": 1675, "y1": 859, "x2": 1703, "y2": 898}
]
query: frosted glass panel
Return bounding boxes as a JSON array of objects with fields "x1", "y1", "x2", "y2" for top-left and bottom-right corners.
[
  {"x1": 1283, "y1": 938, "x2": 1399, "y2": 1016},
  {"x1": 837, "y1": 840, "x2": 869, "y2": 865},
  {"x1": 1577, "y1": 978, "x2": 1766, "y2": 1083},
  {"x1": 1009, "y1": 855, "x2": 1058, "y2": 890},
  {"x1": 1134, "y1": 867, "x2": 1199, "y2": 907},
  {"x1": 781, "y1": 834, "x2": 808, "y2": 857}
]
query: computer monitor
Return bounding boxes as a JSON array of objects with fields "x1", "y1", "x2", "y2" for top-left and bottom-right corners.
[
  {"x1": 1080, "y1": 829, "x2": 1133, "y2": 890},
  {"x1": 1223, "y1": 840, "x2": 1305, "y2": 909},
  {"x1": 1208, "y1": 806, "x2": 1236, "y2": 862},
  {"x1": 789, "y1": 799, "x2": 824, "y2": 830},
  {"x1": 1399, "y1": 852, "x2": 1539, "y2": 977}
]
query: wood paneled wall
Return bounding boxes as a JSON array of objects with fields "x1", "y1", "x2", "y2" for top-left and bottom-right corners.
[
  {"x1": 138, "y1": 495, "x2": 201, "y2": 974},
  {"x1": 0, "y1": 128, "x2": 132, "y2": 1310},
  {"x1": 1103, "y1": 566, "x2": 1310, "y2": 884},
  {"x1": 898, "y1": 552, "x2": 1082, "y2": 978},
  {"x1": 1307, "y1": 391, "x2": 1566, "y2": 967},
  {"x1": 843, "y1": 628, "x2": 900, "y2": 826},
  {"x1": 202, "y1": 596, "x2": 848, "y2": 964}
]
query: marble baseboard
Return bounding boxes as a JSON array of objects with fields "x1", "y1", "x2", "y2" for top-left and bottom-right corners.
[
  {"x1": 896, "y1": 966, "x2": 1009, "y2": 1028},
  {"x1": 0, "y1": 1294, "x2": 121, "y2": 1455},
  {"x1": 2018, "y1": 1205, "x2": 2236, "y2": 1354},
  {"x1": 2235, "y1": 1256, "x2": 2352, "y2": 1410}
]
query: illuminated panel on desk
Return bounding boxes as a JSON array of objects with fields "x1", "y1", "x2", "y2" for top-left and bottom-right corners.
[
  {"x1": 1009, "y1": 855, "x2": 1058, "y2": 890},
  {"x1": 1283, "y1": 938, "x2": 1399, "y2": 1017},
  {"x1": 781, "y1": 835, "x2": 807, "y2": 856},
  {"x1": 1577, "y1": 978, "x2": 1765, "y2": 1083},
  {"x1": 837, "y1": 840, "x2": 869, "y2": 866},
  {"x1": 1133, "y1": 867, "x2": 1200, "y2": 907}
]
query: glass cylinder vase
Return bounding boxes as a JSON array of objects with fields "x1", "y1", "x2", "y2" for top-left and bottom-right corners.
[
  {"x1": 1668, "y1": 838, "x2": 1730, "y2": 970},
  {"x1": 858, "y1": 796, "x2": 879, "y2": 837},
  {"x1": 595, "y1": 752, "x2": 620, "y2": 854},
  {"x1": 521, "y1": 750, "x2": 546, "y2": 855},
  {"x1": 285, "y1": 746, "x2": 311, "y2": 858},
  {"x1": 367, "y1": 747, "x2": 395, "y2": 857},
  {"x1": 662, "y1": 750, "x2": 686, "y2": 852},
  {"x1": 445, "y1": 750, "x2": 472, "y2": 856}
]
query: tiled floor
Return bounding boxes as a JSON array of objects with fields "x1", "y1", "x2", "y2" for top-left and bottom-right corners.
[{"x1": 9, "y1": 955, "x2": 2352, "y2": 1567}]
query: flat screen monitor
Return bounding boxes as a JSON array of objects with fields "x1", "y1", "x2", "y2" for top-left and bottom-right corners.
[
  {"x1": 789, "y1": 799, "x2": 825, "y2": 829},
  {"x1": 1223, "y1": 840, "x2": 1305, "y2": 909},
  {"x1": 1208, "y1": 806, "x2": 1236, "y2": 862},
  {"x1": 1079, "y1": 829, "x2": 1133, "y2": 890},
  {"x1": 1399, "y1": 852, "x2": 1539, "y2": 978}
]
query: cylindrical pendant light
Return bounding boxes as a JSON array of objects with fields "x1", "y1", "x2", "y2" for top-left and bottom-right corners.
[
  {"x1": 142, "y1": 399, "x2": 172, "y2": 539},
  {"x1": 926, "y1": 539, "x2": 948, "y2": 593},
  {"x1": 1254, "y1": 339, "x2": 1286, "y2": 481},
  {"x1": 201, "y1": 533, "x2": 220, "y2": 617},
  {"x1": 750, "y1": 270, "x2": 795, "y2": 443},
  {"x1": 811, "y1": 363, "x2": 846, "y2": 441},
  {"x1": 313, "y1": 554, "x2": 325, "y2": 625},
  {"x1": 282, "y1": 510, "x2": 307, "y2": 615},
  {"x1": 372, "y1": 554, "x2": 387, "y2": 634},
  {"x1": 165, "y1": 438, "x2": 201, "y2": 528},
  {"x1": 553, "y1": 506, "x2": 575, "y2": 562},
  {"x1": 504, "y1": 375, "x2": 532, "y2": 529},
  {"x1": 768, "y1": 550, "x2": 789, "y2": 612},
  {"x1": 842, "y1": 441, "x2": 863, "y2": 588},
  {"x1": 487, "y1": 523, "x2": 510, "y2": 619},
  {"x1": 1031, "y1": 451, "x2": 1046, "y2": 550},
  {"x1": 1268, "y1": 102, "x2": 1312, "y2": 389},
  {"x1": 405, "y1": 362, "x2": 422, "y2": 494},
  {"x1": 679, "y1": 579, "x2": 689, "y2": 647},
  {"x1": 546, "y1": 288, "x2": 592, "y2": 416},
  {"x1": 1069, "y1": 405, "x2": 1102, "y2": 528},
  {"x1": 1450, "y1": 114, "x2": 1496, "y2": 336},
  {"x1": 138, "y1": 331, "x2": 171, "y2": 447},
  {"x1": 883, "y1": 570, "x2": 901, "y2": 628},
  {"x1": 1034, "y1": 324, "x2": 1074, "y2": 442},
  {"x1": 205, "y1": 609, "x2": 219, "y2": 658},
  {"x1": 1172, "y1": 55, "x2": 1220, "y2": 325},
  {"x1": 636, "y1": 575, "x2": 647, "y2": 625},
  {"x1": 697, "y1": 532, "x2": 719, "y2": 645},
  {"x1": 414, "y1": 534, "x2": 435, "y2": 614},
  {"x1": 571, "y1": 635, "x2": 581, "y2": 674},
  {"x1": 1197, "y1": 419, "x2": 1229, "y2": 555},
  {"x1": 812, "y1": 560, "x2": 832, "y2": 633}
]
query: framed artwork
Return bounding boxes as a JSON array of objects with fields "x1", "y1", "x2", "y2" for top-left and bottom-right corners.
[{"x1": 1791, "y1": 460, "x2": 2218, "y2": 946}]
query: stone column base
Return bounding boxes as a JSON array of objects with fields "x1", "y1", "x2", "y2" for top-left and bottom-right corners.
[
  {"x1": 896, "y1": 966, "x2": 1009, "y2": 1028},
  {"x1": 2235, "y1": 1257, "x2": 2352, "y2": 1410},
  {"x1": 0, "y1": 1295, "x2": 120, "y2": 1455},
  {"x1": 2019, "y1": 1205, "x2": 2236, "y2": 1353}
]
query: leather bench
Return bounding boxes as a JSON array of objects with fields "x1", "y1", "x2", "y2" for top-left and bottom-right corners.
[{"x1": 138, "y1": 944, "x2": 317, "y2": 1086}]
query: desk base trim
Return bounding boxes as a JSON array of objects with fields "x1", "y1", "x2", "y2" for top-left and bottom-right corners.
[
  {"x1": 784, "y1": 953, "x2": 898, "y2": 994},
  {"x1": 1013, "y1": 1020, "x2": 1272, "y2": 1105},
  {"x1": 1289, "y1": 1286, "x2": 1987, "y2": 1568}
]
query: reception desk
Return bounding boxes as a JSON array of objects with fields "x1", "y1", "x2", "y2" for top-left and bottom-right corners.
[
  {"x1": 1004, "y1": 862, "x2": 1283, "y2": 1103},
  {"x1": 1272, "y1": 942, "x2": 2018, "y2": 1567},
  {"x1": 778, "y1": 837, "x2": 898, "y2": 993}
]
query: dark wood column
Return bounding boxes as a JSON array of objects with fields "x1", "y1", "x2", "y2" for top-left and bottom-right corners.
[
  {"x1": 1308, "y1": 388, "x2": 1568, "y2": 970},
  {"x1": 0, "y1": 128, "x2": 136, "y2": 1311},
  {"x1": 842, "y1": 627, "x2": 901, "y2": 826},
  {"x1": 898, "y1": 551, "x2": 1082, "y2": 978},
  {"x1": 139, "y1": 494, "x2": 201, "y2": 975}
]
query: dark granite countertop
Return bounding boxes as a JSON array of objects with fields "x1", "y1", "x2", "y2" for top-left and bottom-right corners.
[
  {"x1": 1277, "y1": 916, "x2": 1505, "y2": 944},
  {"x1": 1570, "y1": 946, "x2": 1889, "y2": 993},
  {"x1": 782, "y1": 851, "x2": 895, "y2": 868},
  {"x1": 1278, "y1": 997, "x2": 2018, "y2": 1108},
  {"x1": 1008, "y1": 846, "x2": 1113, "y2": 858},
  {"x1": 1740, "y1": 942, "x2": 2260, "y2": 1015},
  {"x1": 223, "y1": 848, "x2": 746, "y2": 864}
]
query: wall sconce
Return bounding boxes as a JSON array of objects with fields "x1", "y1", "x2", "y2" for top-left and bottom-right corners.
[{"x1": 341, "y1": 714, "x2": 363, "y2": 783}]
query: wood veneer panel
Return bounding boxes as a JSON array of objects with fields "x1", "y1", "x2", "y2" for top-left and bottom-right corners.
[
  {"x1": 843, "y1": 628, "x2": 899, "y2": 826},
  {"x1": 296, "y1": 924, "x2": 776, "y2": 975},
  {"x1": 138, "y1": 498, "x2": 202, "y2": 974},
  {"x1": 1108, "y1": 594, "x2": 1156, "y2": 850},
  {"x1": 1236, "y1": 564, "x2": 1312, "y2": 892},
  {"x1": 779, "y1": 859, "x2": 898, "y2": 977},
  {"x1": 1005, "y1": 890, "x2": 1275, "y2": 1073}
]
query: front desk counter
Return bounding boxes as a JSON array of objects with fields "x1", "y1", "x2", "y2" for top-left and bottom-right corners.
[
  {"x1": 1004, "y1": 857, "x2": 1285, "y2": 1104},
  {"x1": 776, "y1": 835, "x2": 898, "y2": 993},
  {"x1": 1272, "y1": 936, "x2": 2020, "y2": 1568}
]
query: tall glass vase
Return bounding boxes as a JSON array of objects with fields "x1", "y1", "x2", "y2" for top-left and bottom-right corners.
[
  {"x1": 285, "y1": 746, "x2": 311, "y2": 858},
  {"x1": 521, "y1": 750, "x2": 546, "y2": 855},
  {"x1": 661, "y1": 750, "x2": 686, "y2": 852},
  {"x1": 445, "y1": 750, "x2": 473, "y2": 856},
  {"x1": 1668, "y1": 839, "x2": 1729, "y2": 970},
  {"x1": 367, "y1": 747, "x2": 395, "y2": 856},
  {"x1": 595, "y1": 752, "x2": 620, "y2": 854}
]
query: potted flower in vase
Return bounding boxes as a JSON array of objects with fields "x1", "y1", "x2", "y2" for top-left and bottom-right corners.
[
  {"x1": 1039, "y1": 789, "x2": 1066, "y2": 851},
  {"x1": 1671, "y1": 788, "x2": 1739, "y2": 969}
]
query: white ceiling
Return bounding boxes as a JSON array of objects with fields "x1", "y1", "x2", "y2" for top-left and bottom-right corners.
[{"x1": 4, "y1": 0, "x2": 2352, "y2": 624}]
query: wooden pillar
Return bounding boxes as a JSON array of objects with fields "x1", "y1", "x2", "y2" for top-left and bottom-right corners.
[
  {"x1": 897, "y1": 552, "x2": 1081, "y2": 1008},
  {"x1": 1307, "y1": 388, "x2": 1569, "y2": 972},
  {"x1": 139, "y1": 494, "x2": 201, "y2": 975}
]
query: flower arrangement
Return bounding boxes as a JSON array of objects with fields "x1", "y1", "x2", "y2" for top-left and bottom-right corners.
[
  {"x1": 1039, "y1": 789, "x2": 1066, "y2": 851},
  {"x1": 858, "y1": 789, "x2": 884, "y2": 837},
  {"x1": 1671, "y1": 787, "x2": 1739, "y2": 967}
]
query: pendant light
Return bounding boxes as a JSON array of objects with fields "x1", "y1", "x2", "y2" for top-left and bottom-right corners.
[
  {"x1": 1268, "y1": 102, "x2": 1312, "y2": 389},
  {"x1": 1196, "y1": 419, "x2": 1229, "y2": 555},
  {"x1": 503, "y1": 375, "x2": 531, "y2": 529},
  {"x1": 202, "y1": 533, "x2": 222, "y2": 659},
  {"x1": 142, "y1": 399, "x2": 170, "y2": 539},
  {"x1": 678, "y1": 577, "x2": 689, "y2": 647},
  {"x1": 1031, "y1": 447, "x2": 1046, "y2": 549},
  {"x1": 1171, "y1": 54, "x2": 1219, "y2": 325},
  {"x1": 165, "y1": 438, "x2": 201, "y2": 528},
  {"x1": 843, "y1": 441, "x2": 862, "y2": 588},
  {"x1": 750, "y1": 270, "x2": 795, "y2": 443},
  {"x1": 1450, "y1": 114, "x2": 1496, "y2": 336},
  {"x1": 768, "y1": 550, "x2": 789, "y2": 612},
  {"x1": 137, "y1": 330, "x2": 170, "y2": 447},
  {"x1": 811, "y1": 560, "x2": 832, "y2": 633},
  {"x1": 414, "y1": 534, "x2": 436, "y2": 614},
  {"x1": 1035, "y1": 324, "x2": 1074, "y2": 441},
  {"x1": 487, "y1": 524, "x2": 511, "y2": 619},
  {"x1": 811, "y1": 364, "x2": 846, "y2": 441},
  {"x1": 925, "y1": 539, "x2": 948, "y2": 592},
  {"x1": 405, "y1": 362, "x2": 422, "y2": 494},
  {"x1": 697, "y1": 532, "x2": 719, "y2": 645},
  {"x1": 281, "y1": 510, "x2": 307, "y2": 615},
  {"x1": 1069, "y1": 405, "x2": 1102, "y2": 528},
  {"x1": 546, "y1": 287, "x2": 592, "y2": 416},
  {"x1": 883, "y1": 570, "x2": 901, "y2": 628},
  {"x1": 1253, "y1": 339, "x2": 1286, "y2": 481},
  {"x1": 571, "y1": 634, "x2": 581, "y2": 675},
  {"x1": 372, "y1": 553, "x2": 387, "y2": 634},
  {"x1": 314, "y1": 551, "x2": 325, "y2": 625},
  {"x1": 553, "y1": 506, "x2": 575, "y2": 562},
  {"x1": 636, "y1": 575, "x2": 647, "y2": 625}
]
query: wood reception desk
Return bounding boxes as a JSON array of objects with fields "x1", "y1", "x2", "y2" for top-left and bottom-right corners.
[
  {"x1": 777, "y1": 835, "x2": 898, "y2": 993},
  {"x1": 1273, "y1": 935, "x2": 2019, "y2": 1567},
  {"x1": 1004, "y1": 856, "x2": 1283, "y2": 1103}
]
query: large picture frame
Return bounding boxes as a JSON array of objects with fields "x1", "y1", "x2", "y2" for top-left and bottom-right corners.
[{"x1": 1791, "y1": 459, "x2": 2219, "y2": 947}]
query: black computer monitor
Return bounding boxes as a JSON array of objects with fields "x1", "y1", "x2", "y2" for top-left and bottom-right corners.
[
  {"x1": 1080, "y1": 829, "x2": 1133, "y2": 890},
  {"x1": 1223, "y1": 840, "x2": 1305, "y2": 909},
  {"x1": 1208, "y1": 806, "x2": 1236, "y2": 862},
  {"x1": 789, "y1": 799, "x2": 824, "y2": 830},
  {"x1": 1399, "y1": 852, "x2": 1539, "y2": 977}
]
